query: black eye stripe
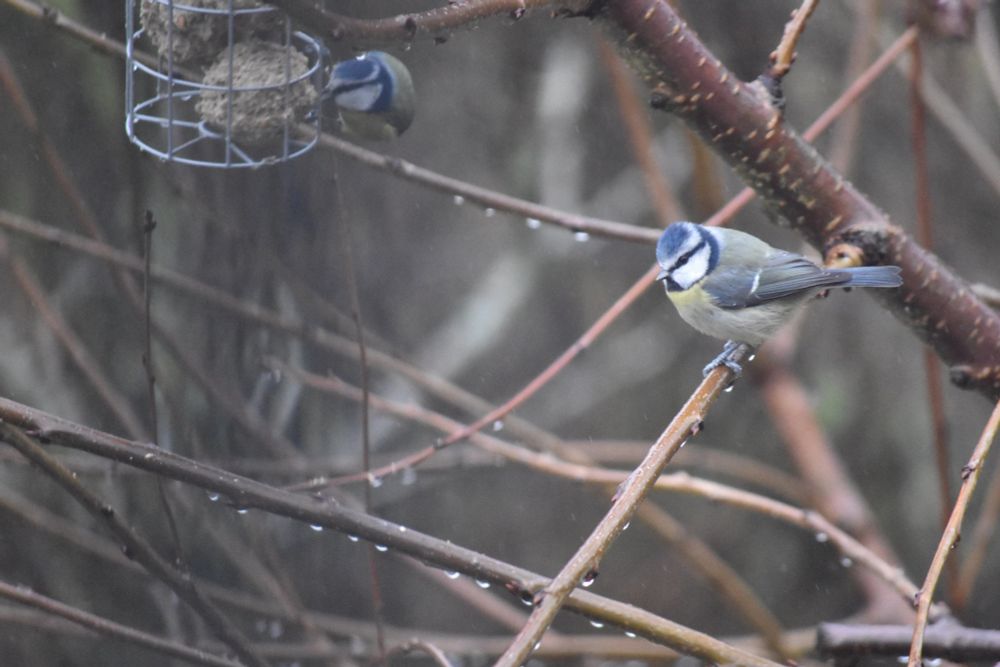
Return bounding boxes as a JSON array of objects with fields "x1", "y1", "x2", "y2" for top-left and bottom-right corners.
[{"x1": 670, "y1": 240, "x2": 705, "y2": 272}]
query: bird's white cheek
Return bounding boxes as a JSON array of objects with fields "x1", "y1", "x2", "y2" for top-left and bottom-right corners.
[
  {"x1": 671, "y1": 251, "x2": 710, "y2": 290},
  {"x1": 334, "y1": 84, "x2": 383, "y2": 112}
]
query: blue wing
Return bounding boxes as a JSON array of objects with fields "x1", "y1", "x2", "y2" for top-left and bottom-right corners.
[
  {"x1": 748, "y1": 252, "x2": 852, "y2": 303},
  {"x1": 708, "y1": 252, "x2": 850, "y2": 309}
]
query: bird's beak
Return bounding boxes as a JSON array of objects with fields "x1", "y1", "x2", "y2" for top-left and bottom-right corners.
[{"x1": 655, "y1": 269, "x2": 669, "y2": 282}]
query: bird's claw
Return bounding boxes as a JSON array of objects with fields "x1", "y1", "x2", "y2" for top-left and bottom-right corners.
[
  {"x1": 703, "y1": 356, "x2": 743, "y2": 379},
  {"x1": 702, "y1": 341, "x2": 749, "y2": 380}
]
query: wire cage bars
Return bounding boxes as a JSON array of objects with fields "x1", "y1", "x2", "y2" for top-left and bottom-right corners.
[{"x1": 125, "y1": 0, "x2": 326, "y2": 168}]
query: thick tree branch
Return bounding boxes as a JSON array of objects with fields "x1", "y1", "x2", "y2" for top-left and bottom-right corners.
[
  {"x1": 268, "y1": 0, "x2": 587, "y2": 45},
  {"x1": 595, "y1": 1, "x2": 1000, "y2": 399}
]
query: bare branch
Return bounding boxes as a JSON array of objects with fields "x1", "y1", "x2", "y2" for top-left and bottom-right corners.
[
  {"x1": 1, "y1": 244, "x2": 148, "y2": 440},
  {"x1": 765, "y1": 0, "x2": 821, "y2": 82},
  {"x1": 387, "y1": 638, "x2": 456, "y2": 667},
  {"x1": 317, "y1": 133, "x2": 660, "y2": 244},
  {"x1": 954, "y1": 454, "x2": 1000, "y2": 606},
  {"x1": 0, "y1": 580, "x2": 242, "y2": 667},
  {"x1": 819, "y1": 621, "x2": 1000, "y2": 662},
  {"x1": 268, "y1": 0, "x2": 586, "y2": 45},
  {"x1": 907, "y1": 36, "x2": 957, "y2": 605},
  {"x1": 597, "y1": 34, "x2": 682, "y2": 225},
  {"x1": 751, "y1": 350, "x2": 912, "y2": 621},
  {"x1": 0, "y1": 423, "x2": 271, "y2": 667},
  {"x1": 908, "y1": 397, "x2": 1000, "y2": 665},
  {"x1": 270, "y1": 359, "x2": 794, "y2": 658},
  {"x1": 494, "y1": 344, "x2": 752, "y2": 665},
  {"x1": 0, "y1": 396, "x2": 784, "y2": 665},
  {"x1": 275, "y1": 361, "x2": 940, "y2": 622}
]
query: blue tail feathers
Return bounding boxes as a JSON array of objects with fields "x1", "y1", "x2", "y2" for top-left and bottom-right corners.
[{"x1": 842, "y1": 265, "x2": 903, "y2": 288}]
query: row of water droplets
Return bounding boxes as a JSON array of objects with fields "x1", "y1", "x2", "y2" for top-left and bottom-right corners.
[
  {"x1": 202, "y1": 494, "x2": 860, "y2": 654},
  {"x1": 451, "y1": 195, "x2": 591, "y2": 242}
]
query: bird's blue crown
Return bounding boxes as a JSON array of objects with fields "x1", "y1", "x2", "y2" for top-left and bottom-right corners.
[
  {"x1": 329, "y1": 52, "x2": 395, "y2": 112},
  {"x1": 656, "y1": 222, "x2": 719, "y2": 273}
]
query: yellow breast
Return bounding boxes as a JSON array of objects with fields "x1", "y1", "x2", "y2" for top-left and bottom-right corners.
[
  {"x1": 666, "y1": 284, "x2": 707, "y2": 309},
  {"x1": 666, "y1": 283, "x2": 791, "y2": 345}
]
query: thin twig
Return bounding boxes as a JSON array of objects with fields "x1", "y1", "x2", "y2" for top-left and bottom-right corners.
[
  {"x1": 267, "y1": 0, "x2": 568, "y2": 45},
  {"x1": 494, "y1": 345, "x2": 749, "y2": 666},
  {"x1": 1, "y1": 0, "x2": 154, "y2": 67},
  {"x1": 702, "y1": 26, "x2": 918, "y2": 229},
  {"x1": 0, "y1": 208, "x2": 595, "y2": 473},
  {"x1": 0, "y1": 486, "x2": 534, "y2": 655},
  {"x1": 0, "y1": 244, "x2": 148, "y2": 440},
  {"x1": 829, "y1": 0, "x2": 880, "y2": 174},
  {"x1": 766, "y1": 0, "x2": 822, "y2": 82},
  {"x1": 908, "y1": 398, "x2": 1000, "y2": 666},
  {"x1": 141, "y1": 211, "x2": 160, "y2": 442},
  {"x1": 751, "y1": 350, "x2": 911, "y2": 621},
  {"x1": 0, "y1": 423, "x2": 270, "y2": 667},
  {"x1": 626, "y1": 501, "x2": 792, "y2": 658},
  {"x1": 976, "y1": 3, "x2": 1000, "y2": 111},
  {"x1": 268, "y1": 359, "x2": 793, "y2": 656},
  {"x1": 820, "y1": 621, "x2": 1000, "y2": 662},
  {"x1": 0, "y1": 580, "x2": 242, "y2": 667},
  {"x1": 0, "y1": 47, "x2": 299, "y2": 458},
  {"x1": 282, "y1": 263, "x2": 661, "y2": 492},
  {"x1": 686, "y1": 130, "x2": 727, "y2": 216},
  {"x1": 908, "y1": 34, "x2": 956, "y2": 605},
  {"x1": 808, "y1": 25, "x2": 918, "y2": 145},
  {"x1": 954, "y1": 455, "x2": 1000, "y2": 606},
  {"x1": 437, "y1": 264, "x2": 660, "y2": 449},
  {"x1": 273, "y1": 360, "x2": 939, "y2": 619},
  {"x1": 970, "y1": 282, "x2": 1000, "y2": 309},
  {"x1": 0, "y1": 396, "x2": 783, "y2": 665},
  {"x1": 565, "y1": 439, "x2": 810, "y2": 503},
  {"x1": 386, "y1": 638, "x2": 455, "y2": 667},
  {"x1": 329, "y1": 158, "x2": 386, "y2": 659},
  {"x1": 892, "y1": 36, "x2": 1000, "y2": 200},
  {"x1": 596, "y1": 35, "x2": 681, "y2": 225},
  {"x1": 140, "y1": 210, "x2": 186, "y2": 569},
  {"x1": 317, "y1": 132, "x2": 660, "y2": 244}
]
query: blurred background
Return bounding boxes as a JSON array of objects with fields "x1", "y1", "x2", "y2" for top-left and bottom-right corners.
[{"x1": 0, "y1": 0, "x2": 999, "y2": 664}]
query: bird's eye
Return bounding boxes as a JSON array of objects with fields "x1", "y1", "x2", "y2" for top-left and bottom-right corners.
[{"x1": 671, "y1": 247, "x2": 699, "y2": 271}]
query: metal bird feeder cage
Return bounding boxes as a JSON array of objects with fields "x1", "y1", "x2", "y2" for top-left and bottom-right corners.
[{"x1": 125, "y1": 0, "x2": 326, "y2": 168}]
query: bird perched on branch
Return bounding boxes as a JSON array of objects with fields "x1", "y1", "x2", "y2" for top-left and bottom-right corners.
[
  {"x1": 324, "y1": 51, "x2": 415, "y2": 141},
  {"x1": 655, "y1": 221, "x2": 902, "y2": 376}
]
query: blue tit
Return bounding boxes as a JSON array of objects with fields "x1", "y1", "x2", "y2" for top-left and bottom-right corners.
[
  {"x1": 324, "y1": 51, "x2": 415, "y2": 141},
  {"x1": 656, "y1": 221, "x2": 902, "y2": 375}
]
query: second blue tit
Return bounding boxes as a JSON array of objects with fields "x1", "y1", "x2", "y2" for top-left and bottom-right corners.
[
  {"x1": 656, "y1": 222, "x2": 902, "y2": 371},
  {"x1": 324, "y1": 51, "x2": 415, "y2": 141}
]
